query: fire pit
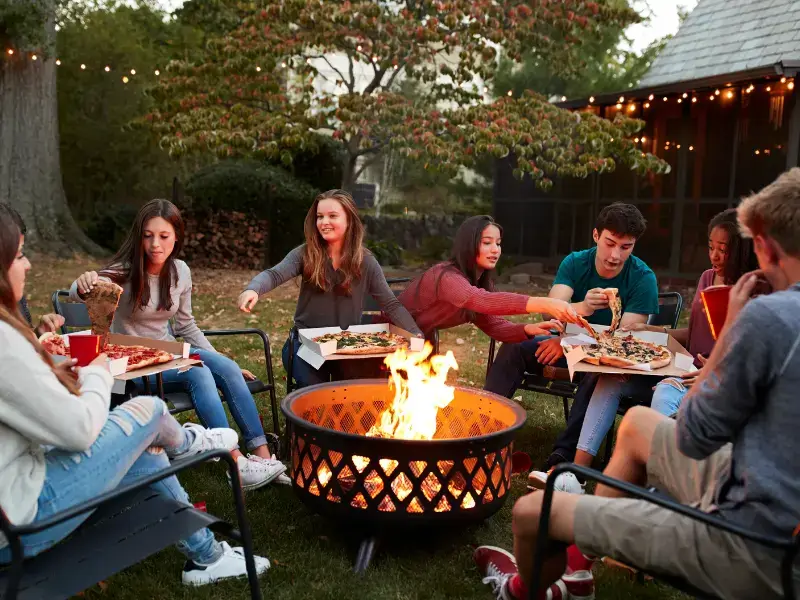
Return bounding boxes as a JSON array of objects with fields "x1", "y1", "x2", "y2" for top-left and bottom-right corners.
[{"x1": 280, "y1": 345, "x2": 527, "y2": 571}]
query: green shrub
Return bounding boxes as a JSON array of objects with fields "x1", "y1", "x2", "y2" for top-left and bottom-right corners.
[
  {"x1": 185, "y1": 160, "x2": 318, "y2": 264},
  {"x1": 419, "y1": 236, "x2": 452, "y2": 262},
  {"x1": 365, "y1": 239, "x2": 403, "y2": 266}
]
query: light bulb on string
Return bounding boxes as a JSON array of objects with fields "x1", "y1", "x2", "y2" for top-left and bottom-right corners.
[
  {"x1": 561, "y1": 96, "x2": 567, "y2": 102},
  {"x1": 781, "y1": 77, "x2": 787, "y2": 83},
  {"x1": 56, "y1": 59, "x2": 61, "y2": 66},
  {"x1": 507, "y1": 90, "x2": 512, "y2": 97},
  {"x1": 130, "y1": 69, "x2": 135, "y2": 75},
  {"x1": 766, "y1": 86, "x2": 772, "y2": 91},
  {"x1": 154, "y1": 70, "x2": 160, "y2": 76},
  {"x1": 80, "y1": 64, "x2": 86, "y2": 70},
  {"x1": 726, "y1": 90, "x2": 734, "y2": 99},
  {"x1": 662, "y1": 96, "x2": 668, "y2": 102},
  {"x1": 104, "y1": 65, "x2": 110, "y2": 72},
  {"x1": 677, "y1": 98, "x2": 682, "y2": 103},
  {"x1": 122, "y1": 76, "x2": 129, "y2": 83},
  {"x1": 627, "y1": 104, "x2": 635, "y2": 112},
  {"x1": 356, "y1": 45, "x2": 362, "y2": 52},
  {"x1": 682, "y1": 92, "x2": 688, "y2": 98},
  {"x1": 689, "y1": 146, "x2": 694, "y2": 151},
  {"x1": 692, "y1": 97, "x2": 697, "y2": 103},
  {"x1": 644, "y1": 102, "x2": 650, "y2": 108},
  {"x1": 615, "y1": 103, "x2": 622, "y2": 109},
  {"x1": 256, "y1": 66, "x2": 262, "y2": 71},
  {"x1": 6, "y1": 49, "x2": 13, "y2": 56},
  {"x1": 618, "y1": 96, "x2": 624, "y2": 103},
  {"x1": 589, "y1": 96, "x2": 595, "y2": 103},
  {"x1": 31, "y1": 54, "x2": 37, "y2": 61},
  {"x1": 393, "y1": 64, "x2": 398, "y2": 70},
  {"x1": 789, "y1": 82, "x2": 795, "y2": 90},
  {"x1": 280, "y1": 62, "x2": 287, "y2": 68},
  {"x1": 709, "y1": 94, "x2": 715, "y2": 100},
  {"x1": 715, "y1": 89, "x2": 720, "y2": 96},
  {"x1": 648, "y1": 94, "x2": 654, "y2": 100}
]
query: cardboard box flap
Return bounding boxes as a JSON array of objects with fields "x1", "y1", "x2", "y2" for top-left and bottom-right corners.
[{"x1": 297, "y1": 323, "x2": 425, "y2": 366}]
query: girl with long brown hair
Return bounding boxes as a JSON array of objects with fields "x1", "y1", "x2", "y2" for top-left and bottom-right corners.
[
  {"x1": 0, "y1": 209, "x2": 272, "y2": 585},
  {"x1": 71, "y1": 200, "x2": 285, "y2": 491},
  {"x1": 238, "y1": 189, "x2": 423, "y2": 388}
]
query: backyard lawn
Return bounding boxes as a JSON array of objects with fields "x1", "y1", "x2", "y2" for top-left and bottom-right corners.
[{"x1": 24, "y1": 257, "x2": 689, "y2": 600}]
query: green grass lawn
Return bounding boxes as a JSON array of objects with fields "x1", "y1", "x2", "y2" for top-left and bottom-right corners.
[{"x1": 24, "y1": 258, "x2": 689, "y2": 600}]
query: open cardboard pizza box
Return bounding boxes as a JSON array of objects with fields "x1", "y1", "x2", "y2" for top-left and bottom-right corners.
[
  {"x1": 297, "y1": 323, "x2": 425, "y2": 370},
  {"x1": 560, "y1": 323, "x2": 697, "y2": 381},
  {"x1": 63, "y1": 331, "x2": 203, "y2": 395}
]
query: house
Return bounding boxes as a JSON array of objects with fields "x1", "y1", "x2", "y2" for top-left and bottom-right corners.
[{"x1": 493, "y1": 0, "x2": 800, "y2": 277}]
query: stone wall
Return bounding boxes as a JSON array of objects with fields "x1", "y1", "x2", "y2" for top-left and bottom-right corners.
[{"x1": 363, "y1": 213, "x2": 472, "y2": 252}]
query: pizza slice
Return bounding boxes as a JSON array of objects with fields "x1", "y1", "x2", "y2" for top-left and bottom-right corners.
[
  {"x1": 104, "y1": 343, "x2": 173, "y2": 372},
  {"x1": 604, "y1": 287, "x2": 622, "y2": 335},
  {"x1": 84, "y1": 280, "x2": 123, "y2": 347},
  {"x1": 312, "y1": 331, "x2": 410, "y2": 355},
  {"x1": 39, "y1": 332, "x2": 67, "y2": 356}
]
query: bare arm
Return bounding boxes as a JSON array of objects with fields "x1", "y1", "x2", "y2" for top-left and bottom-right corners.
[{"x1": 619, "y1": 312, "x2": 648, "y2": 328}]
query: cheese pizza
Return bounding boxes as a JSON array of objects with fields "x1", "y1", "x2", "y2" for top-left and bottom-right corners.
[
  {"x1": 313, "y1": 331, "x2": 409, "y2": 355},
  {"x1": 565, "y1": 333, "x2": 672, "y2": 370}
]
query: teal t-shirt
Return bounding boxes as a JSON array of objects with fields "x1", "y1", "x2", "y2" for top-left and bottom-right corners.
[{"x1": 553, "y1": 247, "x2": 659, "y2": 326}]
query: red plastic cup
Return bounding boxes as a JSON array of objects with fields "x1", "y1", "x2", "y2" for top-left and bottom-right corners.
[
  {"x1": 511, "y1": 451, "x2": 532, "y2": 475},
  {"x1": 700, "y1": 286, "x2": 731, "y2": 340},
  {"x1": 70, "y1": 334, "x2": 101, "y2": 367},
  {"x1": 193, "y1": 501, "x2": 207, "y2": 513}
]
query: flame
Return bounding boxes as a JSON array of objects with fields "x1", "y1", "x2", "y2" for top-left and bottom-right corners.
[
  {"x1": 369, "y1": 342, "x2": 459, "y2": 440},
  {"x1": 312, "y1": 343, "x2": 474, "y2": 512}
]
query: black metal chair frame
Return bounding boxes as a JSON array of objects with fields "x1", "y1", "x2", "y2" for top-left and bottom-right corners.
[
  {"x1": 484, "y1": 292, "x2": 684, "y2": 425},
  {"x1": 284, "y1": 277, "x2": 420, "y2": 394},
  {"x1": 0, "y1": 450, "x2": 262, "y2": 600},
  {"x1": 51, "y1": 291, "x2": 281, "y2": 441},
  {"x1": 530, "y1": 462, "x2": 799, "y2": 600}
]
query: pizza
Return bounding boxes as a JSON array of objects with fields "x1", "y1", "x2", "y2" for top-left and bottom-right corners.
[
  {"x1": 38, "y1": 333, "x2": 173, "y2": 372},
  {"x1": 565, "y1": 333, "x2": 672, "y2": 370},
  {"x1": 313, "y1": 331, "x2": 409, "y2": 355},
  {"x1": 604, "y1": 287, "x2": 622, "y2": 335},
  {"x1": 84, "y1": 280, "x2": 123, "y2": 346},
  {"x1": 39, "y1": 331, "x2": 67, "y2": 356}
]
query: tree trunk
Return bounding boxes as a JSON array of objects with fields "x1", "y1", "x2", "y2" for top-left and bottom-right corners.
[
  {"x1": 0, "y1": 2, "x2": 102, "y2": 255},
  {"x1": 341, "y1": 152, "x2": 358, "y2": 190}
]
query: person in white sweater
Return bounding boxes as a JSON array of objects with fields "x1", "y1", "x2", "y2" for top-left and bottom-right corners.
[
  {"x1": 71, "y1": 199, "x2": 285, "y2": 491},
  {"x1": 0, "y1": 210, "x2": 271, "y2": 586}
]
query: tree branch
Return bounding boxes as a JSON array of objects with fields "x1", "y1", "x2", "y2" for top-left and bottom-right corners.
[
  {"x1": 308, "y1": 54, "x2": 349, "y2": 89},
  {"x1": 352, "y1": 151, "x2": 384, "y2": 182}
]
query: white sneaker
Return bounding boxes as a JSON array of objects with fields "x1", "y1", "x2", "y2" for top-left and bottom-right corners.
[
  {"x1": 182, "y1": 541, "x2": 270, "y2": 586},
  {"x1": 169, "y1": 423, "x2": 239, "y2": 462},
  {"x1": 274, "y1": 472, "x2": 292, "y2": 486},
  {"x1": 228, "y1": 455, "x2": 287, "y2": 491},
  {"x1": 528, "y1": 469, "x2": 585, "y2": 495}
]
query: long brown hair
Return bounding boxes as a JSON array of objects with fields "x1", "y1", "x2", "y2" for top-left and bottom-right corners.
[
  {"x1": 0, "y1": 207, "x2": 80, "y2": 395},
  {"x1": 301, "y1": 189, "x2": 365, "y2": 295},
  {"x1": 101, "y1": 199, "x2": 185, "y2": 311}
]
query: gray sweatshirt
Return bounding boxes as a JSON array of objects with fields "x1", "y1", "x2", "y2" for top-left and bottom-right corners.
[
  {"x1": 677, "y1": 283, "x2": 800, "y2": 538},
  {"x1": 69, "y1": 259, "x2": 214, "y2": 352},
  {"x1": 246, "y1": 245, "x2": 422, "y2": 335},
  {"x1": 0, "y1": 322, "x2": 113, "y2": 546}
]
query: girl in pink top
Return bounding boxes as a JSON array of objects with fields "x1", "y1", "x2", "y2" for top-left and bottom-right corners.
[{"x1": 398, "y1": 215, "x2": 583, "y2": 342}]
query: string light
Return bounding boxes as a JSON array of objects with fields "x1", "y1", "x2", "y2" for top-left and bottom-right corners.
[
  {"x1": 648, "y1": 94, "x2": 654, "y2": 101},
  {"x1": 6, "y1": 49, "x2": 13, "y2": 55},
  {"x1": 31, "y1": 54, "x2": 37, "y2": 61},
  {"x1": 715, "y1": 89, "x2": 720, "y2": 96},
  {"x1": 709, "y1": 94, "x2": 715, "y2": 100},
  {"x1": 644, "y1": 102, "x2": 650, "y2": 108},
  {"x1": 256, "y1": 66, "x2": 262, "y2": 71},
  {"x1": 663, "y1": 96, "x2": 668, "y2": 101},
  {"x1": 692, "y1": 97, "x2": 697, "y2": 103},
  {"x1": 682, "y1": 92, "x2": 688, "y2": 98},
  {"x1": 627, "y1": 104, "x2": 635, "y2": 112},
  {"x1": 589, "y1": 96, "x2": 595, "y2": 103},
  {"x1": 80, "y1": 64, "x2": 86, "y2": 70},
  {"x1": 635, "y1": 137, "x2": 640, "y2": 142},
  {"x1": 726, "y1": 90, "x2": 734, "y2": 99},
  {"x1": 689, "y1": 145, "x2": 694, "y2": 151},
  {"x1": 618, "y1": 96, "x2": 624, "y2": 103},
  {"x1": 615, "y1": 103, "x2": 622, "y2": 109},
  {"x1": 677, "y1": 98, "x2": 682, "y2": 103},
  {"x1": 766, "y1": 86, "x2": 772, "y2": 91},
  {"x1": 154, "y1": 70, "x2": 160, "y2": 76},
  {"x1": 641, "y1": 136, "x2": 647, "y2": 143},
  {"x1": 789, "y1": 82, "x2": 795, "y2": 90},
  {"x1": 56, "y1": 59, "x2": 61, "y2": 66},
  {"x1": 393, "y1": 64, "x2": 398, "y2": 70},
  {"x1": 281, "y1": 61, "x2": 287, "y2": 68},
  {"x1": 356, "y1": 45, "x2": 362, "y2": 52},
  {"x1": 104, "y1": 65, "x2": 110, "y2": 72},
  {"x1": 507, "y1": 90, "x2": 512, "y2": 96},
  {"x1": 677, "y1": 144, "x2": 681, "y2": 149},
  {"x1": 561, "y1": 95, "x2": 567, "y2": 102},
  {"x1": 781, "y1": 77, "x2": 787, "y2": 83},
  {"x1": 122, "y1": 76, "x2": 129, "y2": 83},
  {"x1": 130, "y1": 69, "x2": 135, "y2": 75},
  {"x1": 755, "y1": 150, "x2": 760, "y2": 155},
  {"x1": 371, "y1": 56, "x2": 378, "y2": 63}
]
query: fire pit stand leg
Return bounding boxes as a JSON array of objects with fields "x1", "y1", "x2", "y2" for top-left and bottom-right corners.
[{"x1": 354, "y1": 536, "x2": 379, "y2": 574}]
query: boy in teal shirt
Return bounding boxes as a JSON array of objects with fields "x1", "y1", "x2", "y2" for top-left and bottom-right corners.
[{"x1": 485, "y1": 203, "x2": 659, "y2": 482}]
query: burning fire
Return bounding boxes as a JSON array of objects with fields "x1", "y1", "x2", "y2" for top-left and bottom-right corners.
[{"x1": 311, "y1": 343, "x2": 478, "y2": 511}]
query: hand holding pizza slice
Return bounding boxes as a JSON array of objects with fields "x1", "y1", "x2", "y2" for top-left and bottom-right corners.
[{"x1": 84, "y1": 280, "x2": 123, "y2": 348}]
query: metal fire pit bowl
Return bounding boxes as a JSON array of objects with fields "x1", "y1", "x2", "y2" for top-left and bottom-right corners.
[{"x1": 281, "y1": 380, "x2": 527, "y2": 528}]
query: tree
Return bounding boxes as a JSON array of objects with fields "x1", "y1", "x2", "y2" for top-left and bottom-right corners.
[
  {"x1": 148, "y1": 0, "x2": 670, "y2": 193},
  {"x1": 0, "y1": 0, "x2": 101, "y2": 253},
  {"x1": 493, "y1": 2, "x2": 667, "y2": 99}
]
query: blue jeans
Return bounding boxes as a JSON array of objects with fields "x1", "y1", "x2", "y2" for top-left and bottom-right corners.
[
  {"x1": 281, "y1": 337, "x2": 386, "y2": 389},
  {"x1": 0, "y1": 396, "x2": 221, "y2": 564},
  {"x1": 577, "y1": 375, "x2": 657, "y2": 457},
  {"x1": 651, "y1": 379, "x2": 688, "y2": 417},
  {"x1": 484, "y1": 336, "x2": 568, "y2": 398},
  {"x1": 144, "y1": 348, "x2": 267, "y2": 451}
]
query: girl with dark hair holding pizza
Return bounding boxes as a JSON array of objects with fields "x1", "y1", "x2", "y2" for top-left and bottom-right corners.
[
  {"x1": 238, "y1": 189, "x2": 424, "y2": 388},
  {"x1": 70, "y1": 199, "x2": 286, "y2": 491},
  {"x1": 0, "y1": 209, "x2": 273, "y2": 585},
  {"x1": 396, "y1": 215, "x2": 583, "y2": 343},
  {"x1": 529, "y1": 208, "x2": 759, "y2": 495}
]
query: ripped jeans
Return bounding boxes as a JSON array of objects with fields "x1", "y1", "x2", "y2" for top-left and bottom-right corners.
[{"x1": 0, "y1": 396, "x2": 223, "y2": 564}]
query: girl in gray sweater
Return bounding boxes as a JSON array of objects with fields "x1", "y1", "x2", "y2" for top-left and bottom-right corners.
[
  {"x1": 71, "y1": 200, "x2": 285, "y2": 491},
  {"x1": 0, "y1": 211, "x2": 271, "y2": 586},
  {"x1": 238, "y1": 189, "x2": 423, "y2": 388}
]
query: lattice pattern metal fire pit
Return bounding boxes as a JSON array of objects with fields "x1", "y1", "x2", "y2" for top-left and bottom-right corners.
[{"x1": 281, "y1": 379, "x2": 526, "y2": 570}]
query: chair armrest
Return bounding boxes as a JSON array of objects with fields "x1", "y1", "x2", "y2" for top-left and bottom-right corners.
[
  {"x1": 9, "y1": 450, "x2": 240, "y2": 536},
  {"x1": 202, "y1": 328, "x2": 271, "y2": 369},
  {"x1": 531, "y1": 463, "x2": 798, "y2": 600}
]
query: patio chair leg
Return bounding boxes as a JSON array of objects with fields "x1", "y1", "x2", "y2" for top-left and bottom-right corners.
[{"x1": 354, "y1": 536, "x2": 379, "y2": 574}]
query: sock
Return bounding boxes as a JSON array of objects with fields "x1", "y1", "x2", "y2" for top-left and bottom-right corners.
[
  {"x1": 508, "y1": 573, "x2": 527, "y2": 599},
  {"x1": 567, "y1": 544, "x2": 595, "y2": 571}
]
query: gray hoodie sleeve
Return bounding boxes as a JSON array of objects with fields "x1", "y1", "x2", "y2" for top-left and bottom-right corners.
[
  {"x1": 676, "y1": 299, "x2": 777, "y2": 459},
  {"x1": 245, "y1": 246, "x2": 304, "y2": 296},
  {"x1": 365, "y1": 255, "x2": 423, "y2": 336}
]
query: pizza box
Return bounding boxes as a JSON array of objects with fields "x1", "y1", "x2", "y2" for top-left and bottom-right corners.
[
  {"x1": 297, "y1": 323, "x2": 425, "y2": 370},
  {"x1": 63, "y1": 331, "x2": 203, "y2": 394},
  {"x1": 559, "y1": 323, "x2": 697, "y2": 381}
]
